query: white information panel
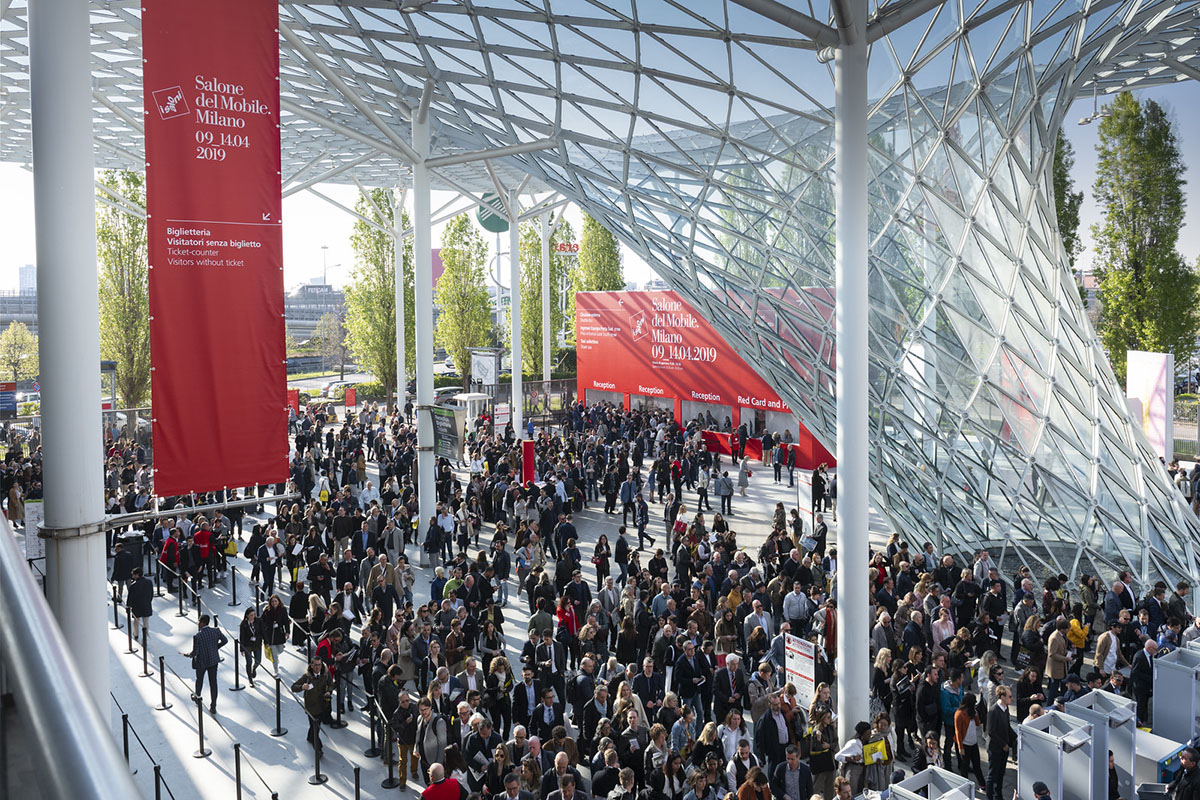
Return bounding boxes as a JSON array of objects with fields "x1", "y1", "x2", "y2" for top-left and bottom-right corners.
[{"x1": 784, "y1": 632, "x2": 815, "y2": 708}]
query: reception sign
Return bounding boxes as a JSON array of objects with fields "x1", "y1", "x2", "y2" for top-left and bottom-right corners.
[{"x1": 143, "y1": 0, "x2": 287, "y2": 495}]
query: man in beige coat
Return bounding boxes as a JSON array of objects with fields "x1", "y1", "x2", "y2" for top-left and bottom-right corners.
[{"x1": 1046, "y1": 618, "x2": 1071, "y2": 702}]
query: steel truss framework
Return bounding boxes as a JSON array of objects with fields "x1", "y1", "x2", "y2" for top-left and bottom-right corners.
[{"x1": 4, "y1": 0, "x2": 1200, "y2": 588}]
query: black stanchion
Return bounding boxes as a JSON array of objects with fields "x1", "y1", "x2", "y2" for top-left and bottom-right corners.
[
  {"x1": 175, "y1": 578, "x2": 187, "y2": 618},
  {"x1": 230, "y1": 640, "x2": 244, "y2": 692},
  {"x1": 194, "y1": 699, "x2": 212, "y2": 759},
  {"x1": 155, "y1": 657, "x2": 173, "y2": 711},
  {"x1": 363, "y1": 701, "x2": 380, "y2": 758},
  {"x1": 228, "y1": 567, "x2": 239, "y2": 607},
  {"x1": 121, "y1": 713, "x2": 130, "y2": 762},
  {"x1": 330, "y1": 675, "x2": 348, "y2": 729},
  {"x1": 308, "y1": 727, "x2": 328, "y2": 786},
  {"x1": 154, "y1": 562, "x2": 161, "y2": 597},
  {"x1": 153, "y1": 765, "x2": 162, "y2": 800},
  {"x1": 112, "y1": 586, "x2": 121, "y2": 630},
  {"x1": 139, "y1": 627, "x2": 152, "y2": 678},
  {"x1": 124, "y1": 605, "x2": 137, "y2": 654},
  {"x1": 270, "y1": 677, "x2": 287, "y2": 736},
  {"x1": 234, "y1": 742, "x2": 243, "y2": 800},
  {"x1": 380, "y1": 722, "x2": 400, "y2": 789},
  {"x1": 255, "y1": 582, "x2": 263, "y2": 616},
  {"x1": 355, "y1": 766, "x2": 361, "y2": 800}
]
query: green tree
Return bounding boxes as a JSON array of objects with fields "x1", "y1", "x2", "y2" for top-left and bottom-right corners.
[
  {"x1": 1092, "y1": 91, "x2": 1200, "y2": 383},
  {"x1": 344, "y1": 188, "x2": 413, "y2": 409},
  {"x1": 0, "y1": 322, "x2": 38, "y2": 382},
  {"x1": 314, "y1": 311, "x2": 349, "y2": 379},
  {"x1": 568, "y1": 213, "x2": 624, "y2": 336},
  {"x1": 1053, "y1": 129, "x2": 1084, "y2": 268},
  {"x1": 436, "y1": 214, "x2": 493, "y2": 389},
  {"x1": 517, "y1": 217, "x2": 575, "y2": 375},
  {"x1": 96, "y1": 169, "x2": 150, "y2": 406}
]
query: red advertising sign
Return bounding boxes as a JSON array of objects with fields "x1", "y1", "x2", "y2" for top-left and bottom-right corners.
[
  {"x1": 287, "y1": 388, "x2": 300, "y2": 415},
  {"x1": 143, "y1": 0, "x2": 287, "y2": 495},
  {"x1": 522, "y1": 439, "x2": 536, "y2": 484},
  {"x1": 576, "y1": 290, "x2": 794, "y2": 413},
  {"x1": 345, "y1": 386, "x2": 356, "y2": 410}
]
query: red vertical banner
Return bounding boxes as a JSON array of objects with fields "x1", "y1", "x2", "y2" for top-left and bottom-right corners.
[
  {"x1": 345, "y1": 387, "x2": 356, "y2": 411},
  {"x1": 522, "y1": 439, "x2": 536, "y2": 484},
  {"x1": 143, "y1": 0, "x2": 287, "y2": 495},
  {"x1": 287, "y1": 388, "x2": 300, "y2": 415}
]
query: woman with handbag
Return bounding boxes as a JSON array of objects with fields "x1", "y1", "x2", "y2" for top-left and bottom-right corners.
[
  {"x1": 593, "y1": 534, "x2": 612, "y2": 590},
  {"x1": 807, "y1": 709, "x2": 838, "y2": 798}
]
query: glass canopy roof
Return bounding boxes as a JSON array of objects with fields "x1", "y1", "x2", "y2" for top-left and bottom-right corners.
[{"x1": 3, "y1": 0, "x2": 1200, "y2": 587}]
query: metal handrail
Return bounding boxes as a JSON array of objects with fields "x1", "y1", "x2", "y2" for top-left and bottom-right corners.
[{"x1": 0, "y1": 515, "x2": 140, "y2": 798}]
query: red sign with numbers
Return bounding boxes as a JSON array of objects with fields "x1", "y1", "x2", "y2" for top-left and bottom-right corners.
[{"x1": 143, "y1": 0, "x2": 287, "y2": 495}]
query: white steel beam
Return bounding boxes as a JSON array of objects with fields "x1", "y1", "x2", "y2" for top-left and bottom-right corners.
[{"x1": 412, "y1": 116, "x2": 437, "y2": 534}]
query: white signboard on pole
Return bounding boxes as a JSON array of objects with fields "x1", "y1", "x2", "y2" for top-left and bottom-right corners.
[
  {"x1": 23, "y1": 499, "x2": 45, "y2": 561},
  {"x1": 784, "y1": 632, "x2": 816, "y2": 708},
  {"x1": 1127, "y1": 350, "x2": 1174, "y2": 460}
]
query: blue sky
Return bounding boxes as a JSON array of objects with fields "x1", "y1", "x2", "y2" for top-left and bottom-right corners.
[{"x1": 2, "y1": 83, "x2": 1199, "y2": 292}]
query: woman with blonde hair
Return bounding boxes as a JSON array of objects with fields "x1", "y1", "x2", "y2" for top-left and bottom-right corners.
[
  {"x1": 613, "y1": 677, "x2": 647, "y2": 731},
  {"x1": 690, "y1": 721, "x2": 723, "y2": 767}
]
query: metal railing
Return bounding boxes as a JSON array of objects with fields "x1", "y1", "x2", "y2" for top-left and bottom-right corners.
[{"x1": 0, "y1": 514, "x2": 140, "y2": 798}]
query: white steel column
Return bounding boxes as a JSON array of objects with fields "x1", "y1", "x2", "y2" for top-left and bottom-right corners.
[
  {"x1": 412, "y1": 118, "x2": 436, "y2": 528},
  {"x1": 29, "y1": 0, "x2": 108, "y2": 715},
  {"x1": 834, "y1": 0, "x2": 869, "y2": 745},
  {"x1": 394, "y1": 188, "x2": 407, "y2": 411},
  {"x1": 510, "y1": 190, "x2": 524, "y2": 437},
  {"x1": 541, "y1": 213, "x2": 552, "y2": 381}
]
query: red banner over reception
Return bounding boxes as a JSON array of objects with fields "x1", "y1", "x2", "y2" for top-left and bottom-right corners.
[{"x1": 143, "y1": 0, "x2": 287, "y2": 495}]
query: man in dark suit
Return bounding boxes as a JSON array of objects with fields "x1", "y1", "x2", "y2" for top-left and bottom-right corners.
[
  {"x1": 464, "y1": 718, "x2": 504, "y2": 790},
  {"x1": 126, "y1": 567, "x2": 154, "y2": 640},
  {"x1": 713, "y1": 653, "x2": 749, "y2": 724},
  {"x1": 351, "y1": 521, "x2": 377, "y2": 561},
  {"x1": 769, "y1": 746, "x2": 814, "y2": 800},
  {"x1": 673, "y1": 640, "x2": 708, "y2": 720},
  {"x1": 335, "y1": 549, "x2": 359, "y2": 591},
  {"x1": 333, "y1": 582, "x2": 365, "y2": 631},
  {"x1": 546, "y1": 773, "x2": 590, "y2": 800},
  {"x1": 535, "y1": 629, "x2": 567, "y2": 702},
  {"x1": 753, "y1": 694, "x2": 790, "y2": 774},
  {"x1": 1131, "y1": 639, "x2": 1159, "y2": 724},
  {"x1": 986, "y1": 686, "x2": 1017, "y2": 800},
  {"x1": 185, "y1": 614, "x2": 228, "y2": 714},
  {"x1": 632, "y1": 658, "x2": 666, "y2": 718},
  {"x1": 512, "y1": 667, "x2": 542, "y2": 731},
  {"x1": 533, "y1": 687, "x2": 564, "y2": 741},
  {"x1": 499, "y1": 773, "x2": 534, "y2": 800}
]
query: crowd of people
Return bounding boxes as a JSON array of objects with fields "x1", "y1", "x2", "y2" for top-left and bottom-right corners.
[{"x1": 12, "y1": 395, "x2": 1200, "y2": 800}]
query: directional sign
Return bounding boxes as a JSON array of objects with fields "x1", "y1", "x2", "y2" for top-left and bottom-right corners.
[
  {"x1": 476, "y1": 192, "x2": 509, "y2": 233},
  {"x1": 0, "y1": 381, "x2": 16, "y2": 420}
]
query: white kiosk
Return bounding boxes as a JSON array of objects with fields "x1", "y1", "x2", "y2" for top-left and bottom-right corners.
[
  {"x1": 1067, "y1": 690, "x2": 1137, "y2": 800},
  {"x1": 1017, "y1": 710, "x2": 1095, "y2": 800},
  {"x1": 1152, "y1": 647, "x2": 1200, "y2": 744},
  {"x1": 889, "y1": 767, "x2": 974, "y2": 800}
]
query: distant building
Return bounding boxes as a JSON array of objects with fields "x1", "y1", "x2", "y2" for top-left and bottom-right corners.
[
  {"x1": 284, "y1": 281, "x2": 345, "y2": 340},
  {"x1": 18, "y1": 264, "x2": 36, "y2": 294},
  {"x1": 0, "y1": 290, "x2": 38, "y2": 334}
]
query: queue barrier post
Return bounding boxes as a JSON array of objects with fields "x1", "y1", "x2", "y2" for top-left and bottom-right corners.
[
  {"x1": 363, "y1": 700, "x2": 380, "y2": 758},
  {"x1": 308, "y1": 725, "x2": 328, "y2": 785},
  {"x1": 355, "y1": 766, "x2": 361, "y2": 800},
  {"x1": 193, "y1": 698, "x2": 211, "y2": 759},
  {"x1": 330, "y1": 675, "x2": 348, "y2": 730},
  {"x1": 139, "y1": 627, "x2": 152, "y2": 677},
  {"x1": 155, "y1": 656, "x2": 173, "y2": 711},
  {"x1": 228, "y1": 567, "x2": 239, "y2": 607},
  {"x1": 153, "y1": 765, "x2": 162, "y2": 800},
  {"x1": 175, "y1": 577, "x2": 187, "y2": 618},
  {"x1": 270, "y1": 676, "x2": 287, "y2": 737},
  {"x1": 230, "y1": 640, "x2": 244, "y2": 692},
  {"x1": 124, "y1": 605, "x2": 137, "y2": 654},
  {"x1": 112, "y1": 586, "x2": 121, "y2": 630},
  {"x1": 121, "y1": 713, "x2": 130, "y2": 763},
  {"x1": 380, "y1": 721, "x2": 400, "y2": 789},
  {"x1": 234, "y1": 742, "x2": 243, "y2": 800}
]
